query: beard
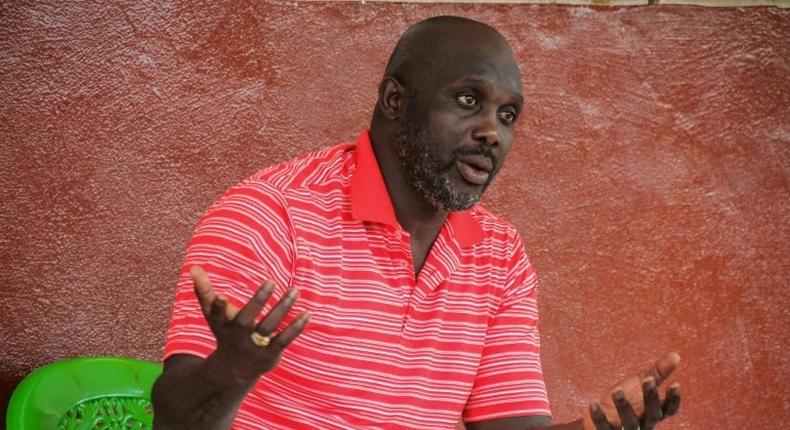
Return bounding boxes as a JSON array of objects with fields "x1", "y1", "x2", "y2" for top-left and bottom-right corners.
[{"x1": 394, "y1": 108, "x2": 498, "y2": 212}]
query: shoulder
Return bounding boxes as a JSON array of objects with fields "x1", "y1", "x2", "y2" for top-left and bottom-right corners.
[
  {"x1": 249, "y1": 142, "x2": 356, "y2": 192},
  {"x1": 196, "y1": 142, "x2": 355, "y2": 232},
  {"x1": 468, "y1": 205, "x2": 525, "y2": 252},
  {"x1": 207, "y1": 142, "x2": 356, "y2": 211}
]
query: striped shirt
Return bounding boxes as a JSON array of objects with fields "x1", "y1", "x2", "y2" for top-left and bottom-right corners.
[{"x1": 164, "y1": 130, "x2": 550, "y2": 429}]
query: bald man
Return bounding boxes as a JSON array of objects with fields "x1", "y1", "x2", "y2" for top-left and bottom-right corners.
[{"x1": 152, "y1": 16, "x2": 681, "y2": 430}]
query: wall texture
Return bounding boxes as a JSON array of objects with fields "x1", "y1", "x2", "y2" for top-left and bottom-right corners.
[{"x1": 1, "y1": 1, "x2": 788, "y2": 428}]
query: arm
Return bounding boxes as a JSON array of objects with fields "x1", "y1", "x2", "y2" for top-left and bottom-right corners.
[
  {"x1": 465, "y1": 233, "x2": 681, "y2": 430},
  {"x1": 152, "y1": 354, "x2": 256, "y2": 430},
  {"x1": 154, "y1": 178, "x2": 301, "y2": 429},
  {"x1": 152, "y1": 267, "x2": 309, "y2": 430},
  {"x1": 466, "y1": 353, "x2": 683, "y2": 430},
  {"x1": 463, "y1": 235, "x2": 551, "y2": 426}
]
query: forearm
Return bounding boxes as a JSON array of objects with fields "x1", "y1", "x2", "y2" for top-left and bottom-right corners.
[
  {"x1": 152, "y1": 352, "x2": 259, "y2": 430},
  {"x1": 468, "y1": 416, "x2": 585, "y2": 430},
  {"x1": 535, "y1": 419, "x2": 584, "y2": 430}
]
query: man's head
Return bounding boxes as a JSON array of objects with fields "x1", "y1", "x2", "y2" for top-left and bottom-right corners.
[{"x1": 372, "y1": 16, "x2": 523, "y2": 212}]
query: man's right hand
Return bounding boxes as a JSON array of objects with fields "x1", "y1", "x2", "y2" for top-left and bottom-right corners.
[
  {"x1": 152, "y1": 267, "x2": 309, "y2": 430},
  {"x1": 191, "y1": 265, "x2": 310, "y2": 381}
]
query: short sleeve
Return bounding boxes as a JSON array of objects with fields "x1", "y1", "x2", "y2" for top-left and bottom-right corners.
[
  {"x1": 463, "y1": 234, "x2": 551, "y2": 423},
  {"x1": 164, "y1": 177, "x2": 297, "y2": 359}
]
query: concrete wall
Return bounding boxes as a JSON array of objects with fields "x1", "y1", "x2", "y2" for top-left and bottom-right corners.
[{"x1": 1, "y1": 2, "x2": 788, "y2": 428}]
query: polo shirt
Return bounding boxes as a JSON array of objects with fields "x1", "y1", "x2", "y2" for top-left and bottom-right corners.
[{"x1": 164, "y1": 130, "x2": 551, "y2": 429}]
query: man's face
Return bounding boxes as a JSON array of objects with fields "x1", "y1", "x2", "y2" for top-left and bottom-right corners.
[{"x1": 394, "y1": 57, "x2": 523, "y2": 212}]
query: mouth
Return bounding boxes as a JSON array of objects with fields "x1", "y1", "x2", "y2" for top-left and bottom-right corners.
[{"x1": 456, "y1": 155, "x2": 494, "y2": 186}]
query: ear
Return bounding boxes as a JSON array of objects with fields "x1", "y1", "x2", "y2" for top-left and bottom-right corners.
[{"x1": 377, "y1": 77, "x2": 406, "y2": 120}]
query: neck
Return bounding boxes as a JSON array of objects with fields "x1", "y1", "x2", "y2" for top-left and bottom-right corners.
[{"x1": 369, "y1": 126, "x2": 447, "y2": 236}]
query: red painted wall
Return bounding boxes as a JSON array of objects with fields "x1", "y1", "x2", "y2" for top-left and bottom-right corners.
[{"x1": 1, "y1": 2, "x2": 788, "y2": 428}]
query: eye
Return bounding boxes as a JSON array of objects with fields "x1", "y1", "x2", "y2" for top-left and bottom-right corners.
[
  {"x1": 456, "y1": 94, "x2": 478, "y2": 108},
  {"x1": 498, "y1": 109, "x2": 517, "y2": 124}
]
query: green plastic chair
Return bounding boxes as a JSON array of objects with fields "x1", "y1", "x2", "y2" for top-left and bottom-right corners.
[{"x1": 6, "y1": 357, "x2": 163, "y2": 430}]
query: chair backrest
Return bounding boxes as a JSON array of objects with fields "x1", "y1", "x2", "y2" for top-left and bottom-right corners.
[{"x1": 6, "y1": 357, "x2": 163, "y2": 430}]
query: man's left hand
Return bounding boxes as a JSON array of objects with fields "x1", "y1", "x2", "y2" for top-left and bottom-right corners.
[{"x1": 583, "y1": 352, "x2": 682, "y2": 430}]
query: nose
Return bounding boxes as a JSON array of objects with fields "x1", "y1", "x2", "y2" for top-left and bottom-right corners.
[{"x1": 471, "y1": 110, "x2": 499, "y2": 147}]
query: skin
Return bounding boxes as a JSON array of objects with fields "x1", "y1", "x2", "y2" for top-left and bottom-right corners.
[
  {"x1": 370, "y1": 17, "x2": 523, "y2": 274},
  {"x1": 152, "y1": 267, "x2": 309, "y2": 429},
  {"x1": 152, "y1": 16, "x2": 682, "y2": 430}
]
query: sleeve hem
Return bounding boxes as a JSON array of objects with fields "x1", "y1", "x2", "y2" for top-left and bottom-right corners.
[{"x1": 463, "y1": 406, "x2": 553, "y2": 424}]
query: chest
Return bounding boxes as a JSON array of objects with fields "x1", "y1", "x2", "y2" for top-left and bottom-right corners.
[
  {"x1": 255, "y1": 217, "x2": 512, "y2": 428},
  {"x1": 287, "y1": 220, "x2": 504, "y2": 357}
]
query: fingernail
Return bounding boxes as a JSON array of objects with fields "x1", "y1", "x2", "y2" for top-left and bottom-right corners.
[
  {"x1": 589, "y1": 402, "x2": 600, "y2": 412},
  {"x1": 287, "y1": 288, "x2": 299, "y2": 300}
]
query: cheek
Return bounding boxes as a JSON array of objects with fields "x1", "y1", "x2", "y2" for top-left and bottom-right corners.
[
  {"x1": 425, "y1": 113, "x2": 464, "y2": 149},
  {"x1": 498, "y1": 126, "x2": 516, "y2": 151},
  {"x1": 500, "y1": 138, "x2": 514, "y2": 159},
  {"x1": 430, "y1": 109, "x2": 470, "y2": 138},
  {"x1": 493, "y1": 134, "x2": 515, "y2": 172}
]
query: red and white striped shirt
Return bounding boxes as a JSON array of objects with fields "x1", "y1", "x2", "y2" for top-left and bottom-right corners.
[{"x1": 165, "y1": 130, "x2": 550, "y2": 429}]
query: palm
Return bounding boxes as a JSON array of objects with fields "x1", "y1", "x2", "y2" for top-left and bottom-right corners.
[
  {"x1": 190, "y1": 265, "x2": 310, "y2": 378},
  {"x1": 584, "y1": 353, "x2": 682, "y2": 430},
  {"x1": 598, "y1": 375, "x2": 645, "y2": 426}
]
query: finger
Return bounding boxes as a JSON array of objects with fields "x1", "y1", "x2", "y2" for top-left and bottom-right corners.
[
  {"x1": 235, "y1": 280, "x2": 275, "y2": 327},
  {"x1": 256, "y1": 288, "x2": 300, "y2": 334},
  {"x1": 589, "y1": 402, "x2": 615, "y2": 430},
  {"x1": 662, "y1": 384, "x2": 682, "y2": 417},
  {"x1": 642, "y1": 352, "x2": 680, "y2": 386},
  {"x1": 191, "y1": 265, "x2": 217, "y2": 315},
  {"x1": 270, "y1": 311, "x2": 311, "y2": 352},
  {"x1": 612, "y1": 389, "x2": 640, "y2": 430},
  {"x1": 641, "y1": 377, "x2": 663, "y2": 429},
  {"x1": 207, "y1": 294, "x2": 229, "y2": 329}
]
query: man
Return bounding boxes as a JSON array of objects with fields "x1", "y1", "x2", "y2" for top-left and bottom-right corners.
[{"x1": 152, "y1": 16, "x2": 681, "y2": 430}]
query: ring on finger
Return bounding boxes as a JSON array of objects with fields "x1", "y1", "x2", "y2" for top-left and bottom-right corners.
[{"x1": 250, "y1": 331, "x2": 272, "y2": 347}]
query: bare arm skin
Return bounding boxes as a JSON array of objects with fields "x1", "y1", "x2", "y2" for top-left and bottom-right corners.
[
  {"x1": 152, "y1": 354, "x2": 257, "y2": 430},
  {"x1": 152, "y1": 266, "x2": 309, "y2": 430},
  {"x1": 467, "y1": 353, "x2": 682, "y2": 430}
]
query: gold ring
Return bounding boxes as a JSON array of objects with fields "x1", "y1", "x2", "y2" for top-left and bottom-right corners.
[{"x1": 250, "y1": 332, "x2": 271, "y2": 347}]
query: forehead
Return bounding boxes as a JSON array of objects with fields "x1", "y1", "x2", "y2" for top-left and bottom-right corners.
[
  {"x1": 447, "y1": 61, "x2": 521, "y2": 92},
  {"x1": 424, "y1": 51, "x2": 523, "y2": 101},
  {"x1": 391, "y1": 20, "x2": 524, "y2": 103}
]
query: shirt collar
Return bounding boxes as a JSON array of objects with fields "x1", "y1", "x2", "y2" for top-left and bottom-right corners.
[{"x1": 350, "y1": 129, "x2": 485, "y2": 248}]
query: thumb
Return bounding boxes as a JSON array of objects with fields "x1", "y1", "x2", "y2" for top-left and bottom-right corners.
[
  {"x1": 643, "y1": 352, "x2": 681, "y2": 386},
  {"x1": 191, "y1": 265, "x2": 216, "y2": 314},
  {"x1": 190, "y1": 265, "x2": 241, "y2": 319}
]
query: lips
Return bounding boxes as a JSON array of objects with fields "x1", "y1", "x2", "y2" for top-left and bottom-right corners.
[{"x1": 456, "y1": 154, "x2": 494, "y2": 186}]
